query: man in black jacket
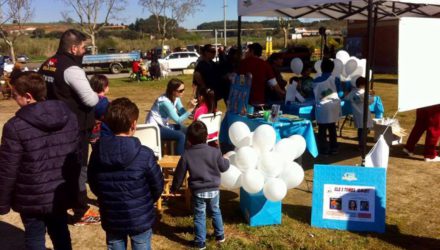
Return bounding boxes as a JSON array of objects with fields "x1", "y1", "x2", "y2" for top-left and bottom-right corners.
[{"x1": 39, "y1": 29, "x2": 99, "y2": 225}]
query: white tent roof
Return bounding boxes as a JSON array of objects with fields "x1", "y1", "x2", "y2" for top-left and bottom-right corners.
[{"x1": 238, "y1": 0, "x2": 440, "y2": 20}]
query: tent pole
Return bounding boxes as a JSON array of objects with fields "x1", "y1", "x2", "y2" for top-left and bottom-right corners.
[
  {"x1": 370, "y1": 5, "x2": 379, "y2": 90},
  {"x1": 238, "y1": 16, "x2": 242, "y2": 49},
  {"x1": 361, "y1": 0, "x2": 374, "y2": 165}
]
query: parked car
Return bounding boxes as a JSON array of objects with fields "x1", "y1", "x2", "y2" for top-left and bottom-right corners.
[
  {"x1": 158, "y1": 51, "x2": 200, "y2": 70},
  {"x1": 278, "y1": 46, "x2": 311, "y2": 70},
  {"x1": 16, "y1": 55, "x2": 29, "y2": 63}
]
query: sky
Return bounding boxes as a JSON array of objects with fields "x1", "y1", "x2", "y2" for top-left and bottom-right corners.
[{"x1": 33, "y1": 0, "x2": 266, "y2": 29}]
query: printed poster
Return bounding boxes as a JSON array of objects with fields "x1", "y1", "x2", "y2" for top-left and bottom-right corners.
[{"x1": 323, "y1": 184, "x2": 375, "y2": 222}]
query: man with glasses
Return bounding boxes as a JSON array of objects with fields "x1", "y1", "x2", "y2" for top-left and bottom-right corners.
[
  {"x1": 39, "y1": 29, "x2": 100, "y2": 226},
  {"x1": 193, "y1": 44, "x2": 220, "y2": 100}
]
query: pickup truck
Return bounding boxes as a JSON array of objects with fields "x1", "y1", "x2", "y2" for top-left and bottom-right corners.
[{"x1": 82, "y1": 52, "x2": 140, "y2": 74}]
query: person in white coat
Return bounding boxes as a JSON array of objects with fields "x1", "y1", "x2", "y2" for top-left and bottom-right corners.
[{"x1": 344, "y1": 77, "x2": 373, "y2": 147}]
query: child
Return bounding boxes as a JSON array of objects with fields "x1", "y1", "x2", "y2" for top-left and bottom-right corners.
[
  {"x1": 313, "y1": 58, "x2": 341, "y2": 155},
  {"x1": 88, "y1": 97, "x2": 164, "y2": 250},
  {"x1": 0, "y1": 72, "x2": 80, "y2": 249},
  {"x1": 171, "y1": 121, "x2": 230, "y2": 250},
  {"x1": 297, "y1": 63, "x2": 314, "y2": 99},
  {"x1": 344, "y1": 77, "x2": 373, "y2": 147},
  {"x1": 193, "y1": 88, "x2": 219, "y2": 143},
  {"x1": 89, "y1": 74, "x2": 110, "y2": 144}
]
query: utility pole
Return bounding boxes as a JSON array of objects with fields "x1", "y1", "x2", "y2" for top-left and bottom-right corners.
[{"x1": 223, "y1": 0, "x2": 227, "y2": 46}]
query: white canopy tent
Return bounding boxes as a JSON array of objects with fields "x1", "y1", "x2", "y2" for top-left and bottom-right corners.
[{"x1": 236, "y1": 0, "x2": 440, "y2": 163}]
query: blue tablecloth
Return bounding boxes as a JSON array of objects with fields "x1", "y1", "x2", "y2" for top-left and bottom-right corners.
[
  {"x1": 282, "y1": 96, "x2": 384, "y2": 120},
  {"x1": 219, "y1": 113, "x2": 319, "y2": 158}
]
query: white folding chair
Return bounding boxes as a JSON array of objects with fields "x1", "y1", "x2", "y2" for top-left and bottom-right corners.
[
  {"x1": 197, "y1": 111, "x2": 222, "y2": 142},
  {"x1": 134, "y1": 124, "x2": 162, "y2": 160}
]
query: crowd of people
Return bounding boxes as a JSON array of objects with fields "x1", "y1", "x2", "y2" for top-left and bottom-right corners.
[{"x1": 0, "y1": 28, "x2": 439, "y2": 250}]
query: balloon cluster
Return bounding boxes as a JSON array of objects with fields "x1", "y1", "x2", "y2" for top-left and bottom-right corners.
[
  {"x1": 221, "y1": 122, "x2": 306, "y2": 202},
  {"x1": 313, "y1": 50, "x2": 370, "y2": 85}
]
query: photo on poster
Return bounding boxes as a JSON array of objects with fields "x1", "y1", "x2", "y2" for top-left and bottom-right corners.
[{"x1": 323, "y1": 184, "x2": 375, "y2": 222}]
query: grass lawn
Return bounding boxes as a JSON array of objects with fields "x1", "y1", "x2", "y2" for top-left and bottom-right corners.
[{"x1": 0, "y1": 74, "x2": 439, "y2": 250}]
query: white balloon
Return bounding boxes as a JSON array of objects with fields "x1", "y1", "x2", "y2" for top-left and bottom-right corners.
[
  {"x1": 235, "y1": 146, "x2": 258, "y2": 172},
  {"x1": 235, "y1": 132, "x2": 253, "y2": 148},
  {"x1": 228, "y1": 122, "x2": 250, "y2": 148},
  {"x1": 224, "y1": 151, "x2": 235, "y2": 159},
  {"x1": 279, "y1": 161, "x2": 304, "y2": 189},
  {"x1": 258, "y1": 152, "x2": 284, "y2": 177},
  {"x1": 241, "y1": 169, "x2": 265, "y2": 194},
  {"x1": 288, "y1": 134, "x2": 306, "y2": 160},
  {"x1": 335, "y1": 50, "x2": 350, "y2": 64},
  {"x1": 274, "y1": 139, "x2": 297, "y2": 162},
  {"x1": 314, "y1": 60, "x2": 322, "y2": 74},
  {"x1": 345, "y1": 59, "x2": 358, "y2": 76},
  {"x1": 290, "y1": 57, "x2": 303, "y2": 75},
  {"x1": 332, "y1": 58, "x2": 343, "y2": 76},
  {"x1": 220, "y1": 164, "x2": 242, "y2": 189},
  {"x1": 252, "y1": 124, "x2": 276, "y2": 153},
  {"x1": 263, "y1": 178, "x2": 287, "y2": 202}
]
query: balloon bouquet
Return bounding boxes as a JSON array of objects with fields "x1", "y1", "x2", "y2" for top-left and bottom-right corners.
[{"x1": 221, "y1": 121, "x2": 306, "y2": 202}]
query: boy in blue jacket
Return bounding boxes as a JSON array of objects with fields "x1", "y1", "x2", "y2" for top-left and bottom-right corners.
[
  {"x1": 171, "y1": 121, "x2": 230, "y2": 250},
  {"x1": 88, "y1": 97, "x2": 164, "y2": 250}
]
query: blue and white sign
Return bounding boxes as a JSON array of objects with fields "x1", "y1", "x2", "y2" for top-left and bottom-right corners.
[{"x1": 311, "y1": 164, "x2": 386, "y2": 233}]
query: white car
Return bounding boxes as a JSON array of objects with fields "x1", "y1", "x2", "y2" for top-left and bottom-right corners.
[{"x1": 159, "y1": 52, "x2": 199, "y2": 70}]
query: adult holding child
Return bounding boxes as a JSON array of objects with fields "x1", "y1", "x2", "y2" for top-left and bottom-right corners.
[
  {"x1": 146, "y1": 78, "x2": 197, "y2": 155},
  {"x1": 39, "y1": 29, "x2": 100, "y2": 225}
]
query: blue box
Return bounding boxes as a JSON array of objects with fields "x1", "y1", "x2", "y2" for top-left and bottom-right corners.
[{"x1": 240, "y1": 188, "x2": 282, "y2": 227}]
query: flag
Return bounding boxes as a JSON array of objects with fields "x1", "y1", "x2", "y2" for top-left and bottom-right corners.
[{"x1": 365, "y1": 135, "x2": 389, "y2": 168}]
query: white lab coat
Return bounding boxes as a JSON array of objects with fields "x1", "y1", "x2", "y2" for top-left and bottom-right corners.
[
  {"x1": 344, "y1": 88, "x2": 373, "y2": 128},
  {"x1": 313, "y1": 77, "x2": 341, "y2": 124}
]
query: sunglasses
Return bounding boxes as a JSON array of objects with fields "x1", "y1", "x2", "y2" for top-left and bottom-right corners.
[{"x1": 176, "y1": 88, "x2": 185, "y2": 93}]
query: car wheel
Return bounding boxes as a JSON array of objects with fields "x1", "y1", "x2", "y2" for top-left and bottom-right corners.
[
  {"x1": 188, "y1": 62, "x2": 196, "y2": 69},
  {"x1": 110, "y1": 63, "x2": 123, "y2": 74}
]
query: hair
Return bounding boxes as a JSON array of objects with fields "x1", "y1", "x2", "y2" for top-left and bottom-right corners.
[
  {"x1": 13, "y1": 72, "x2": 47, "y2": 102},
  {"x1": 197, "y1": 87, "x2": 217, "y2": 114},
  {"x1": 90, "y1": 74, "x2": 109, "y2": 93},
  {"x1": 104, "y1": 97, "x2": 139, "y2": 134},
  {"x1": 187, "y1": 121, "x2": 208, "y2": 145},
  {"x1": 248, "y1": 43, "x2": 263, "y2": 57},
  {"x1": 58, "y1": 29, "x2": 87, "y2": 53},
  {"x1": 201, "y1": 44, "x2": 215, "y2": 54},
  {"x1": 356, "y1": 77, "x2": 367, "y2": 88},
  {"x1": 320, "y1": 58, "x2": 334, "y2": 73},
  {"x1": 165, "y1": 78, "x2": 184, "y2": 103},
  {"x1": 267, "y1": 53, "x2": 282, "y2": 64}
]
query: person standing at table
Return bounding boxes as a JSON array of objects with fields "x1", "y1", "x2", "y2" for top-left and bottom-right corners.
[
  {"x1": 404, "y1": 104, "x2": 440, "y2": 162},
  {"x1": 267, "y1": 53, "x2": 287, "y2": 104},
  {"x1": 239, "y1": 43, "x2": 285, "y2": 106},
  {"x1": 39, "y1": 29, "x2": 100, "y2": 225},
  {"x1": 313, "y1": 58, "x2": 340, "y2": 155},
  {"x1": 88, "y1": 98, "x2": 164, "y2": 249},
  {"x1": 193, "y1": 44, "x2": 219, "y2": 99},
  {"x1": 171, "y1": 121, "x2": 229, "y2": 249}
]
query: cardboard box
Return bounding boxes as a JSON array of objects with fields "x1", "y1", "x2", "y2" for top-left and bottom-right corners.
[
  {"x1": 373, "y1": 118, "x2": 406, "y2": 146},
  {"x1": 240, "y1": 188, "x2": 281, "y2": 227}
]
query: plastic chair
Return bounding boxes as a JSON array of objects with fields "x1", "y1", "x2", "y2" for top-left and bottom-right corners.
[
  {"x1": 197, "y1": 111, "x2": 222, "y2": 142},
  {"x1": 134, "y1": 124, "x2": 162, "y2": 160}
]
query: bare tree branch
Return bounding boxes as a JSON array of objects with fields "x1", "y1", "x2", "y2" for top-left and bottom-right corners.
[{"x1": 62, "y1": 0, "x2": 127, "y2": 54}]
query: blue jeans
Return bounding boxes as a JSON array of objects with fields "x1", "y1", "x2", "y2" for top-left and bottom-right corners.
[
  {"x1": 159, "y1": 125, "x2": 186, "y2": 155},
  {"x1": 193, "y1": 193, "x2": 224, "y2": 245},
  {"x1": 106, "y1": 229, "x2": 152, "y2": 250},
  {"x1": 20, "y1": 212, "x2": 72, "y2": 250}
]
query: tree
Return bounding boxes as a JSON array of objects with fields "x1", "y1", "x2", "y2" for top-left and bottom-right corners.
[
  {"x1": 0, "y1": 0, "x2": 33, "y2": 63},
  {"x1": 32, "y1": 28, "x2": 45, "y2": 38},
  {"x1": 278, "y1": 17, "x2": 292, "y2": 49},
  {"x1": 138, "y1": 0, "x2": 203, "y2": 45},
  {"x1": 62, "y1": 0, "x2": 127, "y2": 54}
]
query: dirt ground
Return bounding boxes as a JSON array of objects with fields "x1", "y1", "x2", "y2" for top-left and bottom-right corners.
[{"x1": 0, "y1": 76, "x2": 439, "y2": 250}]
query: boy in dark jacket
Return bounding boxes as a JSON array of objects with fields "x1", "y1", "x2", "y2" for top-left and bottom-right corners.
[
  {"x1": 88, "y1": 97, "x2": 164, "y2": 250},
  {"x1": 0, "y1": 72, "x2": 80, "y2": 250},
  {"x1": 171, "y1": 121, "x2": 230, "y2": 250}
]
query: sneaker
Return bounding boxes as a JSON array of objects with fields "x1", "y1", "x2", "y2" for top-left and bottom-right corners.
[
  {"x1": 424, "y1": 156, "x2": 440, "y2": 162},
  {"x1": 403, "y1": 148, "x2": 415, "y2": 157},
  {"x1": 216, "y1": 235, "x2": 225, "y2": 243},
  {"x1": 74, "y1": 209, "x2": 101, "y2": 226},
  {"x1": 192, "y1": 241, "x2": 206, "y2": 250}
]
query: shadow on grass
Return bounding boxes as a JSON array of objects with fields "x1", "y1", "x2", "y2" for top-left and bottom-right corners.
[
  {"x1": 312, "y1": 141, "x2": 367, "y2": 166},
  {"x1": 0, "y1": 221, "x2": 25, "y2": 249},
  {"x1": 282, "y1": 204, "x2": 312, "y2": 225},
  {"x1": 359, "y1": 224, "x2": 440, "y2": 249},
  {"x1": 154, "y1": 217, "x2": 193, "y2": 247}
]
